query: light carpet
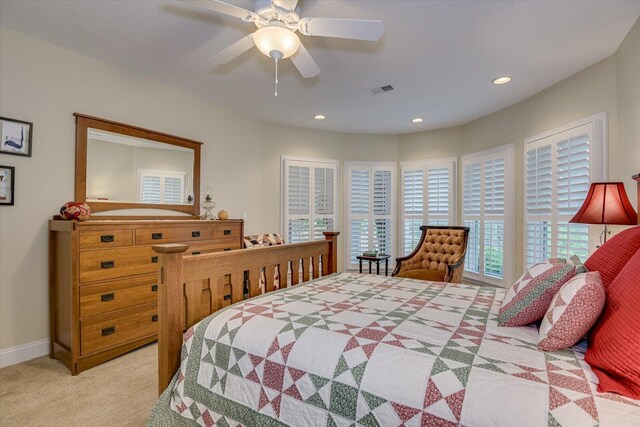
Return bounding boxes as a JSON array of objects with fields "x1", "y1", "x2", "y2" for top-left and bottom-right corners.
[{"x1": 0, "y1": 344, "x2": 157, "y2": 427}]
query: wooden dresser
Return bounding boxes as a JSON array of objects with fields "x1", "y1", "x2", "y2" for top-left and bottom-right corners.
[{"x1": 49, "y1": 219, "x2": 243, "y2": 374}]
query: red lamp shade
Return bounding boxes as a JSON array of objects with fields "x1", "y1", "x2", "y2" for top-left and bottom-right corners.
[{"x1": 569, "y1": 182, "x2": 638, "y2": 225}]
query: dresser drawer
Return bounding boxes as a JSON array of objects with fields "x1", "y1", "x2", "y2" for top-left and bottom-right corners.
[
  {"x1": 212, "y1": 223, "x2": 241, "y2": 240},
  {"x1": 80, "y1": 303, "x2": 157, "y2": 356},
  {"x1": 135, "y1": 224, "x2": 212, "y2": 245},
  {"x1": 79, "y1": 228, "x2": 133, "y2": 250},
  {"x1": 80, "y1": 275, "x2": 158, "y2": 318},
  {"x1": 79, "y1": 247, "x2": 157, "y2": 283}
]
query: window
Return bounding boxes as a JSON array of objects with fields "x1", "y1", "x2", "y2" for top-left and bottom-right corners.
[
  {"x1": 137, "y1": 169, "x2": 186, "y2": 204},
  {"x1": 282, "y1": 157, "x2": 339, "y2": 243},
  {"x1": 400, "y1": 159, "x2": 457, "y2": 255},
  {"x1": 346, "y1": 162, "x2": 396, "y2": 269},
  {"x1": 524, "y1": 113, "x2": 607, "y2": 268},
  {"x1": 461, "y1": 145, "x2": 515, "y2": 286}
]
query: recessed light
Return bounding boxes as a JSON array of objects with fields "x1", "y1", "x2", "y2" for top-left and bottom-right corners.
[
  {"x1": 492, "y1": 76, "x2": 512, "y2": 85},
  {"x1": 412, "y1": 118, "x2": 424, "y2": 123},
  {"x1": 314, "y1": 114, "x2": 326, "y2": 120}
]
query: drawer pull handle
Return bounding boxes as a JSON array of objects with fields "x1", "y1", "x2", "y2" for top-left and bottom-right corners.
[
  {"x1": 192, "y1": 231, "x2": 200, "y2": 237},
  {"x1": 101, "y1": 326, "x2": 116, "y2": 336},
  {"x1": 100, "y1": 235, "x2": 115, "y2": 243},
  {"x1": 151, "y1": 256, "x2": 158, "y2": 263},
  {"x1": 151, "y1": 284, "x2": 158, "y2": 292},
  {"x1": 101, "y1": 261, "x2": 115, "y2": 269},
  {"x1": 101, "y1": 293, "x2": 115, "y2": 302},
  {"x1": 224, "y1": 229, "x2": 231, "y2": 235},
  {"x1": 192, "y1": 251, "x2": 201, "y2": 255},
  {"x1": 152, "y1": 233, "x2": 163, "y2": 240},
  {"x1": 151, "y1": 314, "x2": 158, "y2": 322},
  {"x1": 224, "y1": 248, "x2": 231, "y2": 252},
  {"x1": 223, "y1": 294, "x2": 231, "y2": 301}
]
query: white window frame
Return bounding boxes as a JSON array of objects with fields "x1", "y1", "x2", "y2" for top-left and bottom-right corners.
[
  {"x1": 461, "y1": 143, "x2": 516, "y2": 287},
  {"x1": 137, "y1": 168, "x2": 187, "y2": 204},
  {"x1": 523, "y1": 112, "x2": 607, "y2": 270},
  {"x1": 345, "y1": 161, "x2": 397, "y2": 270},
  {"x1": 281, "y1": 155, "x2": 340, "y2": 242},
  {"x1": 399, "y1": 158, "x2": 457, "y2": 255}
]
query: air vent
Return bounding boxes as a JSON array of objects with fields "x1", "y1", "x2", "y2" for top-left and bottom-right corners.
[{"x1": 369, "y1": 85, "x2": 394, "y2": 95}]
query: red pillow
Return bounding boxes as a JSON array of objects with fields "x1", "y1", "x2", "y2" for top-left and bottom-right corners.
[
  {"x1": 585, "y1": 248, "x2": 640, "y2": 398},
  {"x1": 584, "y1": 226, "x2": 640, "y2": 288}
]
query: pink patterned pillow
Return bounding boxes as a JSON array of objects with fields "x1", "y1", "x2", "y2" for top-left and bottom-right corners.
[
  {"x1": 498, "y1": 259, "x2": 578, "y2": 327},
  {"x1": 538, "y1": 272, "x2": 605, "y2": 351}
]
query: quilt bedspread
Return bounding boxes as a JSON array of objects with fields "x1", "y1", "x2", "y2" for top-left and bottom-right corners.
[{"x1": 161, "y1": 273, "x2": 640, "y2": 426}]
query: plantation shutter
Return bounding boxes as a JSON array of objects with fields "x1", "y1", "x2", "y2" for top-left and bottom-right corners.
[
  {"x1": 400, "y1": 159, "x2": 456, "y2": 255},
  {"x1": 401, "y1": 168, "x2": 424, "y2": 255},
  {"x1": 163, "y1": 176, "x2": 184, "y2": 205},
  {"x1": 346, "y1": 162, "x2": 396, "y2": 269},
  {"x1": 138, "y1": 170, "x2": 185, "y2": 204},
  {"x1": 524, "y1": 119, "x2": 604, "y2": 268},
  {"x1": 140, "y1": 175, "x2": 162, "y2": 203},
  {"x1": 461, "y1": 146, "x2": 514, "y2": 286},
  {"x1": 286, "y1": 163, "x2": 311, "y2": 243},
  {"x1": 283, "y1": 158, "x2": 338, "y2": 244},
  {"x1": 373, "y1": 168, "x2": 393, "y2": 257}
]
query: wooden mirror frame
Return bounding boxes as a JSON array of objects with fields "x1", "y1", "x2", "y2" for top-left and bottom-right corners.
[{"x1": 74, "y1": 113, "x2": 201, "y2": 216}]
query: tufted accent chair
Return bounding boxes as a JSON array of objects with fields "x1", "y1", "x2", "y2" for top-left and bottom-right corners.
[{"x1": 392, "y1": 226, "x2": 470, "y2": 283}]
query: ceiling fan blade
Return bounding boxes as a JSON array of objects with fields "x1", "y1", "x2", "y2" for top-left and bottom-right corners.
[
  {"x1": 290, "y1": 43, "x2": 320, "y2": 78},
  {"x1": 180, "y1": 0, "x2": 257, "y2": 22},
  {"x1": 210, "y1": 33, "x2": 255, "y2": 65},
  {"x1": 298, "y1": 17, "x2": 383, "y2": 41},
  {"x1": 271, "y1": 0, "x2": 298, "y2": 13}
]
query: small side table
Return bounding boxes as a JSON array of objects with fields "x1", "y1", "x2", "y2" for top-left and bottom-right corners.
[{"x1": 356, "y1": 254, "x2": 391, "y2": 276}]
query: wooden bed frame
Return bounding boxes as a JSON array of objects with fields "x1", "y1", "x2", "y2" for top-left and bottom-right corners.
[{"x1": 152, "y1": 231, "x2": 339, "y2": 393}]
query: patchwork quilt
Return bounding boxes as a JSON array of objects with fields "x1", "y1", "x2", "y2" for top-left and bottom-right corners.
[{"x1": 151, "y1": 273, "x2": 640, "y2": 426}]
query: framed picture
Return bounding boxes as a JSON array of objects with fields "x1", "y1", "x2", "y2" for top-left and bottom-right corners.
[
  {"x1": 0, "y1": 117, "x2": 32, "y2": 157},
  {"x1": 0, "y1": 165, "x2": 15, "y2": 206}
]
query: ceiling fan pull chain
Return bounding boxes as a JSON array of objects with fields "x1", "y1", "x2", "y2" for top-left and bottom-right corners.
[{"x1": 274, "y1": 56, "x2": 279, "y2": 96}]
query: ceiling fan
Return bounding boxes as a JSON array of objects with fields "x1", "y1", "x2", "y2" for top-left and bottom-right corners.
[{"x1": 181, "y1": 0, "x2": 384, "y2": 95}]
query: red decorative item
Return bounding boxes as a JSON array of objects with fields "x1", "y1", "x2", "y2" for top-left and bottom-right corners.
[
  {"x1": 586, "y1": 247, "x2": 640, "y2": 399},
  {"x1": 569, "y1": 182, "x2": 638, "y2": 243},
  {"x1": 60, "y1": 201, "x2": 91, "y2": 221},
  {"x1": 584, "y1": 226, "x2": 640, "y2": 288}
]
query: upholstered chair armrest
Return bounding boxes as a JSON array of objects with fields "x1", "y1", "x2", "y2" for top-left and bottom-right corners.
[
  {"x1": 445, "y1": 257, "x2": 465, "y2": 283},
  {"x1": 391, "y1": 253, "x2": 418, "y2": 277}
]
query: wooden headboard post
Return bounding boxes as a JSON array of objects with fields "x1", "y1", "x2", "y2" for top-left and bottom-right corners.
[
  {"x1": 153, "y1": 243, "x2": 189, "y2": 395},
  {"x1": 323, "y1": 231, "x2": 340, "y2": 273},
  {"x1": 153, "y1": 232, "x2": 340, "y2": 394}
]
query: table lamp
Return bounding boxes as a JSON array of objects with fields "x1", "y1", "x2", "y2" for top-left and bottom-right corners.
[{"x1": 569, "y1": 182, "x2": 638, "y2": 243}]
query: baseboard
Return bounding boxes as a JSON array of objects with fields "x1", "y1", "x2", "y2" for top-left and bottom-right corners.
[{"x1": 0, "y1": 339, "x2": 49, "y2": 368}]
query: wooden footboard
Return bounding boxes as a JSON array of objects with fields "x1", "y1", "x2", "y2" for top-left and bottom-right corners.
[{"x1": 152, "y1": 231, "x2": 339, "y2": 394}]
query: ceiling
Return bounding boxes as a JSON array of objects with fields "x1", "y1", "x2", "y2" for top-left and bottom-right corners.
[{"x1": 1, "y1": 0, "x2": 639, "y2": 134}]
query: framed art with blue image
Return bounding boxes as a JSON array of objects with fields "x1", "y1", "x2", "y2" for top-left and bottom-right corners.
[{"x1": 0, "y1": 117, "x2": 32, "y2": 157}]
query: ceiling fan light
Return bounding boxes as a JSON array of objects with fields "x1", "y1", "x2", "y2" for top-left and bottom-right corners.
[{"x1": 254, "y1": 26, "x2": 301, "y2": 59}]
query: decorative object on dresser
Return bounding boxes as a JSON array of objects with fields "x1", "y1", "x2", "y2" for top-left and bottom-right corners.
[
  {"x1": 569, "y1": 181, "x2": 638, "y2": 243},
  {"x1": 217, "y1": 209, "x2": 229, "y2": 220},
  {"x1": 0, "y1": 165, "x2": 15, "y2": 206},
  {"x1": 0, "y1": 116, "x2": 32, "y2": 157},
  {"x1": 200, "y1": 194, "x2": 216, "y2": 220},
  {"x1": 49, "y1": 218, "x2": 243, "y2": 374},
  {"x1": 59, "y1": 201, "x2": 91, "y2": 221}
]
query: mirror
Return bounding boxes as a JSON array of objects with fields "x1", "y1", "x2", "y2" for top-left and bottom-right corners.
[{"x1": 75, "y1": 114, "x2": 201, "y2": 215}]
